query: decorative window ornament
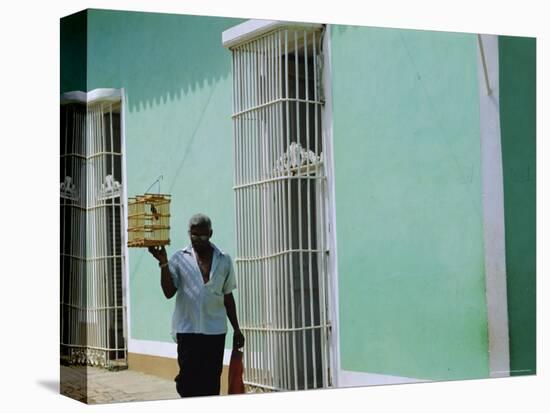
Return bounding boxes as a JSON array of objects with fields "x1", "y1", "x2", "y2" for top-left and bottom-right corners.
[
  {"x1": 60, "y1": 176, "x2": 79, "y2": 201},
  {"x1": 99, "y1": 174, "x2": 122, "y2": 200},
  {"x1": 274, "y1": 141, "x2": 323, "y2": 175}
]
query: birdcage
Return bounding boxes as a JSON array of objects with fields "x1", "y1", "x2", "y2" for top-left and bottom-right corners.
[{"x1": 127, "y1": 194, "x2": 171, "y2": 247}]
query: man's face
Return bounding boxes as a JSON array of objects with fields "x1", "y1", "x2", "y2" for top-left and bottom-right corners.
[{"x1": 189, "y1": 225, "x2": 212, "y2": 253}]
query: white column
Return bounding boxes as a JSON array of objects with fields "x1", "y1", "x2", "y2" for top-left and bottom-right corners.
[
  {"x1": 322, "y1": 24, "x2": 340, "y2": 388},
  {"x1": 477, "y1": 33, "x2": 510, "y2": 378}
]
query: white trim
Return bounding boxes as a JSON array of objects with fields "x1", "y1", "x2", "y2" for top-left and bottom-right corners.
[
  {"x1": 477, "y1": 34, "x2": 511, "y2": 378},
  {"x1": 322, "y1": 24, "x2": 342, "y2": 388},
  {"x1": 339, "y1": 370, "x2": 428, "y2": 387},
  {"x1": 128, "y1": 338, "x2": 234, "y2": 365},
  {"x1": 222, "y1": 19, "x2": 323, "y2": 49},
  {"x1": 120, "y1": 88, "x2": 131, "y2": 361},
  {"x1": 222, "y1": 348, "x2": 232, "y2": 365},
  {"x1": 60, "y1": 88, "x2": 122, "y2": 105},
  {"x1": 129, "y1": 339, "x2": 177, "y2": 359}
]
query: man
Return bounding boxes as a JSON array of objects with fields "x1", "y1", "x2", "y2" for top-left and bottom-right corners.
[{"x1": 148, "y1": 213, "x2": 245, "y2": 397}]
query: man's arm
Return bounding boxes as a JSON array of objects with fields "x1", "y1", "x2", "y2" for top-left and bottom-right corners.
[
  {"x1": 224, "y1": 293, "x2": 245, "y2": 348},
  {"x1": 160, "y1": 262, "x2": 177, "y2": 299},
  {"x1": 148, "y1": 246, "x2": 177, "y2": 299}
]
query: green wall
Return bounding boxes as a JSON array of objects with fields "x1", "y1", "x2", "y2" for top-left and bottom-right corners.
[
  {"x1": 81, "y1": 9, "x2": 243, "y2": 344},
  {"x1": 60, "y1": 10, "x2": 87, "y2": 93},
  {"x1": 60, "y1": 11, "x2": 536, "y2": 378},
  {"x1": 499, "y1": 36, "x2": 536, "y2": 376},
  {"x1": 330, "y1": 26, "x2": 489, "y2": 380}
]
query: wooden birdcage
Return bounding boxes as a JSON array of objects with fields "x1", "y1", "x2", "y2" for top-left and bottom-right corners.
[{"x1": 127, "y1": 194, "x2": 171, "y2": 247}]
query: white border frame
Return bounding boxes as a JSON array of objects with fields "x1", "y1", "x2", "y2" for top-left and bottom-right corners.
[
  {"x1": 477, "y1": 34, "x2": 511, "y2": 378},
  {"x1": 321, "y1": 24, "x2": 341, "y2": 388},
  {"x1": 120, "y1": 88, "x2": 131, "y2": 362}
]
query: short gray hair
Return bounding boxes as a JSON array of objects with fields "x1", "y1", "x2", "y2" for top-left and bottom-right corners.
[{"x1": 188, "y1": 213, "x2": 212, "y2": 230}]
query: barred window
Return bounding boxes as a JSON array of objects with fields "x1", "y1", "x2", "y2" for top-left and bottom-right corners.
[
  {"x1": 226, "y1": 24, "x2": 332, "y2": 391},
  {"x1": 60, "y1": 91, "x2": 127, "y2": 368}
]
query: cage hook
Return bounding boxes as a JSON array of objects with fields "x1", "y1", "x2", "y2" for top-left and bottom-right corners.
[{"x1": 145, "y1": 175, "x2": 163, "y2": 194}]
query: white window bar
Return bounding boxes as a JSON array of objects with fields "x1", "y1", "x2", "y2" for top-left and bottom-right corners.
[
  {"x1": 60, "y1": 98, "x2": 127, "y2": 368},
  {"x1": 230, "y1": 26, "x2": 330, "y2": 391}
]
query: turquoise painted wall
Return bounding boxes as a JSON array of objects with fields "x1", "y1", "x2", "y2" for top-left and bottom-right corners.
[
  {"x1": 82, "y1": 10, "x2": 243, "y2": 345},
  {"x1": 330, "y1": 26, "x2": 489, "y2": 380},
  {"x1": 499, "y1": 36, "x2": 536, "y2": 376}
]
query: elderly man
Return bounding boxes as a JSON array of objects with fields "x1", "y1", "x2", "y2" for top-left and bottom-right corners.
[{"x1": 148, "y1": 213, "x2": 245, "y2": 397}]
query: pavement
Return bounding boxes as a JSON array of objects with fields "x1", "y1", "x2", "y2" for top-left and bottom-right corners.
[{"x1": 61, "y1": 365, "x2": 181, "y2": 404}]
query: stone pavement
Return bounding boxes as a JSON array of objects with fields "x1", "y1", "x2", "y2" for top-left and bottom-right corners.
[{"x1": 61, "y1": 365, "x2": 180, "y2": 404}]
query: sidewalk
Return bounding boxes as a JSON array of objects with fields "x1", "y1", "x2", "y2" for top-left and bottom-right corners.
[{"x1": 61, "y1": 365, "x2": 180, "y2": 404}]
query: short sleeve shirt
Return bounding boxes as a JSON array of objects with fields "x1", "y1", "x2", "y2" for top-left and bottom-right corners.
[{"x1": 168, "y1": 243, "x2": 236, "y2": 339}]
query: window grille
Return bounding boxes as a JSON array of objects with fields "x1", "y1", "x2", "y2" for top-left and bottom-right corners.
[
  {"x1": 230, "y1": 26, "x2": 331, "y2": 391},
  {"x1": 60, "y1": 97, "x2": 127, "y2": 368}
]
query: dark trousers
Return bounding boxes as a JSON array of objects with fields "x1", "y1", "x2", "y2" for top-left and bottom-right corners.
[{"x1": 175, "y1": 333, "x2": 226, "y2": 397}]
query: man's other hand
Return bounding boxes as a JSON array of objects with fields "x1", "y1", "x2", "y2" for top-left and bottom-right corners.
[{"x1": 233, "y1": 329, "x2": 245, "y2": 349}]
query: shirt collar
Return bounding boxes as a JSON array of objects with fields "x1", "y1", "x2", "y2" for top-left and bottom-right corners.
[{"x1": 182, "y1": 242, "x2": 224, "y2": 256}]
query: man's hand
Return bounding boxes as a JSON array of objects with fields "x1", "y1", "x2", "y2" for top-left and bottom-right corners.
[
  {"x1": 233, "y1": 329, "x2": 245, "y2": 349},
  {"x1": 148, "y1": 245, "x2": 168, "y2": 264}
]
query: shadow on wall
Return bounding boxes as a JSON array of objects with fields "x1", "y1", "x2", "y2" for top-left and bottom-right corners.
[
  {"x1": 61, "y1": 9, "x2": 245, "y2": 113},
  {"x1": 60, "y1": 10, "x2": 87, "y2": 94}
]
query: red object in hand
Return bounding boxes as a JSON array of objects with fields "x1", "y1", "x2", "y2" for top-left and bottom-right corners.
[{"x1": 228, "y1": 349, "x2": 245, "y2": 394}]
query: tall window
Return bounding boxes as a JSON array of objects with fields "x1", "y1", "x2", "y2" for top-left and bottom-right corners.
[
  {"x1": 60, "y1": 94, "x2": 127, "y2": 368},
  {"x1": 229, "y1": 26, "x2": 331, "y2": 391}
]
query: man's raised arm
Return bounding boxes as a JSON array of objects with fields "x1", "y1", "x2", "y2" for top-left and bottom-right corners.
[{"x1": 148, "y1": 246, "x2": 177, "y2": 299}]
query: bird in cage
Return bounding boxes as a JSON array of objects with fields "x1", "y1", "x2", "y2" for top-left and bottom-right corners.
[{"x1": 151, "y1": 203, "x2": 160, "y2": 221}]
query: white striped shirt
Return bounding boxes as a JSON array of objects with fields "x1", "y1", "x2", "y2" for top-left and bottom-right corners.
[{"x1": 168, "y1": 243, "x2": 236, "y2": 339}]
